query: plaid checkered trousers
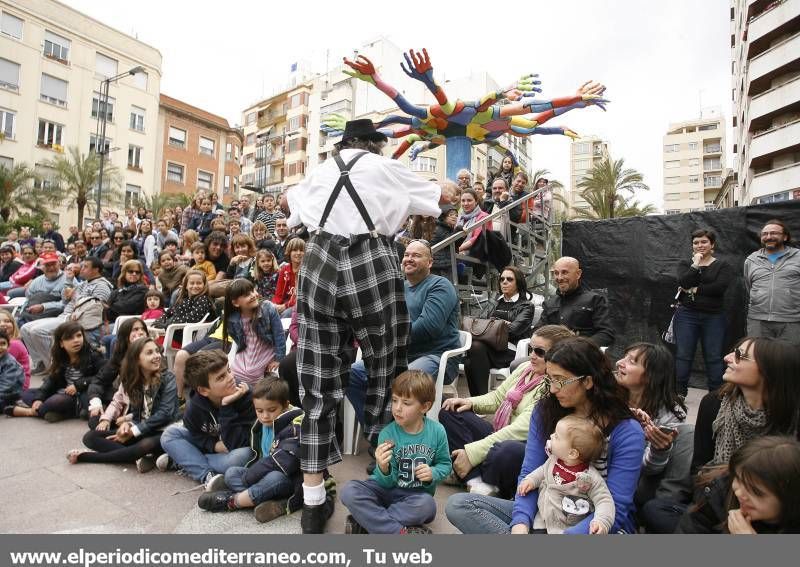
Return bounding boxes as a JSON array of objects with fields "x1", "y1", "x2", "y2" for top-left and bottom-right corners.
[{"x1": 297, "y1": 231, "x2": 410, "y2": 472}]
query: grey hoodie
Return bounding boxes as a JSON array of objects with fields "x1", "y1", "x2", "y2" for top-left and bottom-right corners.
[{"x1": 744, "y1": 246, "x2": 800, "y2": 322}]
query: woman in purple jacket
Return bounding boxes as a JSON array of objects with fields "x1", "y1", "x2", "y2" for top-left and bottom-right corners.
[{"x1": 446, "y1": 337, "x2": 645, "y2": 534}]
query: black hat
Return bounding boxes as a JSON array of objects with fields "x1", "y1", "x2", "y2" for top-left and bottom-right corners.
[
  {"x1": 341, "y1": 119, "x2": 388, "y2": 143},
  {"x1": 439, "y1": 204, "x2": 456, "y2": 216}
]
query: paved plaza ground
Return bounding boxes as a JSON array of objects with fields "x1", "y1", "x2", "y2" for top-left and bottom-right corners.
[{"x1": 0, "y1": 374, "x2": 703, "y2": 535}]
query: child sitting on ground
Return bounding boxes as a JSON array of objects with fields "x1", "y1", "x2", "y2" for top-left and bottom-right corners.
[
  {"x1": 517, "y1": 414, "x2": 615, "y2": 534},
  {"x1": 340, "y1": 370, "x2": 452, "y2": 534},
  {"x1": 198, "y1": 375, "x2": 305, "y2": 523},
  {"x1": 157, "y1": 349, "x2": 255, "y2": 488},
  {"x1": 0, "y1": 330, "x2": 24, "y2": 409}
]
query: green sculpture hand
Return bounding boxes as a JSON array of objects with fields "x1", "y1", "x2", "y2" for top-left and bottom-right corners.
[{"x1": 321, "y1": 113, "x2": 347, "y2": 137}]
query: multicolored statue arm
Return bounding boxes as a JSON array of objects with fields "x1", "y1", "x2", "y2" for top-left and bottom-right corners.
[
  {"x1": 320, "y1": 113, "x2": 347, "y2": 137},
  {"x1": 343, "y1": 55, "x2": 427, "y2": 119},
  {"x1": 400, "y1": 48, "x2": 453, "y2": 112},
  {"x1": 475, "y1": 74, "x2": 542, "y2": 111},
  {"x1": 409, "y1": 141, "x2": 441, "y2": 161}
]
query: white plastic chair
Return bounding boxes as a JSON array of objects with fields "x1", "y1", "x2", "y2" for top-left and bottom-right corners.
[
  {"x1": 488, "y1": 337, "x2": 532, "y2": 391},
  {"x1": 0, "y1": 296, "x2": 26, "y2": 318},
  {"x1": 163, "y1": 313, "x2": 209, "y2": 371},
  {"x1": 111, "y1": 315, "x2": 140, "y2": 336},
  {"x1": 181, "y1": 318, "x2": 218, "y2": 348}
]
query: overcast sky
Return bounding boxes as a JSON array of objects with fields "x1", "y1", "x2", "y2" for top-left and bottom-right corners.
[{"x1": 63, "y1": 0, "x2": 732, "y2": 208}]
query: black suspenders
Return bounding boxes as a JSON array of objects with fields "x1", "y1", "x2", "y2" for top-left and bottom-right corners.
[{"x1": 317, "y1": 151, "x2": 378, "y2": 238}]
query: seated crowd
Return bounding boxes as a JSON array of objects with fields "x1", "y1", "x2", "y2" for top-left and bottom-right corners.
[{"x1": 0, "y1": 183, "x2": 798, "y2": 535}]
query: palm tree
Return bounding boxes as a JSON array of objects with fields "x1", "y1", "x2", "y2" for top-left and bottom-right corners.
[
  {"x1": 571, "y1": 156, "x2": 654, "y2": 219},
  {"x1": 43, "y1": 146, "x2": 121, "y2": 228},
  {"x1": 135, "y1": 192, "x2": 192, "y2": 220},
  {"x1": 0, "y1": 163, "x2": 50, "y2": 222}
]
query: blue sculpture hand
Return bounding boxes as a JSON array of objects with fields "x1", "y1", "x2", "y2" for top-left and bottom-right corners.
[
  {"x1": 409, "y1": 142, "x2": 426, "y2": 161},
  {"x1": 401, "y1": 48, "x2": 437, "y2": 91}
]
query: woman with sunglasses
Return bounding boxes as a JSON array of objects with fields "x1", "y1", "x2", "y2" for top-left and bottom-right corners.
[
  {"x1": 105, "y1": 260, "x2": 148, "y2": 323},
  {"x1": 615, "y1": 342, "x2": 692, "y2": 533},
  {"x1": 440, "y1": 325, "x2": 574, "y2": 498},
  {"x1": 464, "y1": 266, "x2": 534, "y2": 396},
  {"x1": 692, "y1": 337, "x2": 800, "y2": 474},
  {"x1": 446, "y1": 337, "x2": 645, "y2": 534},
  {"x1": 673, "y1": 228, "x2": 732, "y2": 396},
  {"x1": 110, "y1": 241, "x2": 153, "y2": 286}
]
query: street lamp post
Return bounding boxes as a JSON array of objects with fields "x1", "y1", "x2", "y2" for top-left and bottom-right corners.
[{"x1": 95, "y1": 66, "x2": 144, "y2": 221}]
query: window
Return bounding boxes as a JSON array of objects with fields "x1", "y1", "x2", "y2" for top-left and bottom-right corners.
[
  {"x1": 688, "y1": 142, "x2": 698, "y2": 150},
  {"x1": 664, "y1": 160, "x2": 680, "y2": 169},
  {"x1": 688, "y1": 158, "x2": 700, "y2": 167},
  {"x1": 664, "y1": 193, "x2": 681, "y2": 201},
  {"x1": 43, "y1": 31, "x2": 70, "y2": 63},
  {"x1": 698, "y1": 123, "x2": 718, "y2": 131},
  {"x1": 226, "y1": 142, "x2": 232, "y2": 161},
  {"x1": 40, "y1": 74, "x2": 68, "y2": 107},
  {"x1": 0, "y1": 108, "x2": 15, "y2": 140},
  {"x1": 89, "y1": 135, "x2": 111, "y2": 154},
  {"x1": 95, "y1": 52, "x2": 118, "y2": 78},
  {"x1": 233, "y1": 177, "x2": 238, "y2": 194},
  {"x1": 703, "y1": 158, "x2": 721, "y2": 170},
  {"x1": 665, "y1": 177, "x2": 681, "y2": 185},
  {"x1": 133, "y1": 71, "x2": 147, "y2": 91},
  {"x1": 130, "y1": 106, "x2": 145, "y2": 131},
  {"x1": 224, "y1": 175, "x2": 231, "y2": 194},
  {"x1": 573, "y1": 159, "x2": 590, "y2": 171},
  {"x1": 665, "y1": 209, "x2": 681, "y2": 215},
  {"x1": 242, "y1": 172, "x2": 254, "y2": 185},
  {"x1": 664, "y1": 144, "x2": 680, "y2": 153},
  {"x1": 199, "y1": 136, "x2": 215, "y2": 156},
  {"x1": 197, "y1": 170, "x2": 213, "y2": 191},
  {"x1": 0, "y1": 58, "x2": 20, "y2": 92},
  {"x1": 34, "y1": 164, "x2": 55, "y2": 190},
  {"x1": 289, "y1": 92, "x2": 309, "y2": 108},
  {"x1": 166, "y1": 162, "x2": 184, "y2": 184},
  {"x1": 573, "y1": 142, "x2": 590, "y2": 155},
  {"x1": 286, "y1": 137, "x2": 307, "y2": 153},
  {"x1": 287, "y1": 115, "x2": 308, "y2": 131},
  {"x1": 286, "y1": 161, "x2": 306, "y2": 177},
  {"x1": 127, "y1": 145, "x2": 142, "y2": 169},
  {"x1": 0, "y1": 155, "x2": 11, "y2": 170},
  {"x1": 689, "y1": 192, "x2": 701, "y2": 200},
  {"x1": 0, "y1": 11, "x2": 23, "y2": 39},
  {"x1": 91, "y1": 93, "x2": 115, "y2": 121},
  {"x1": 234, "y1": 145, "x2": 240, "y2": 160},
  {"x1": 410, "y1": 156, "x2": 437, "y2": 173},
  {"x1": 244, "y1": 153, "x2": 254, "y2": 167},
  {"x1": 245, "y1": 112, "x2": 256, "y2": 125},
  {"x1": 689, "y1": 175, "x2": 699, "y2": 183},
  {"x1": 125, "y1": 184, "x2": 141, "y2": 209},
  {"x1": 245, "y1": 133, "x2": 255, "y2": 145},
  {"x1": 168, "y1": 126, "x2": 186, "y2": 148},
  {"x1": 320, "y1": 100, "x2": 351, "y2": 116},
  {"x1": 37, "y1": 120, "x2": 63, "y2": 147}
]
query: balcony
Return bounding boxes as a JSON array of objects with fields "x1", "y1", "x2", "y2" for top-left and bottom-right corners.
[
  {"x1": 750, "y1": 119, "x2": 800, "y2": 160},
  {"x1": 704, "y1": 176, "x2": 722, "y2": 188},
  {"x1": 749, "y1": 0, "x2": 799, "y2": 45},
  {"x1": 749, "y1": 76, "x2": 800, "y2": 121},
  {"x1": 703, "y1": 144, "x2": 722, "y2": 155},
  {"x1": 749, "y1": 161, "x2": 800, "y2": 201},
  {"x1": 749, "y1": 31, "x2": 800, "y2": 84}
]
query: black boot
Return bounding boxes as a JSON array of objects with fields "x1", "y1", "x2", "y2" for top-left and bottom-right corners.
[{"x1": 301, "y1": 491, "x2": 335, "y2": 534}]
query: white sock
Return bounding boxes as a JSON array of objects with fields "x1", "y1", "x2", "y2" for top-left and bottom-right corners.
[
  {"x1": 303, "y1": 482, "x2": 326, "y2": 506},
  {"x1": 465, "y1": 477, "x2": 484, "y2": 488}
]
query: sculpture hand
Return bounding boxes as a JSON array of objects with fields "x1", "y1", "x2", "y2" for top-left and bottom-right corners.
[
  {"x1": 580, "y1": 94, "x2": 610, "y2": 111},
  {"x1": 503, "y1": 74, "x2": 542, "y2": 101},
  {"x1": 320, "y1": 113, "x2": 347, "y2": 137},
  {"x1": 400, "y1": 48, "x2": 436, "y2": 91},
  {"x1": 343, "y1": 54, "x2": 378, "y2": 85},
  {"x1": 576, "y1": 80, "x2": 606, "y2": 97},
  {"x1": 560, "y1": 127, "x2": 580, "y2": 139},
  {"x1": 409, "y1": 142, "x2": 426, "y2": 161}
]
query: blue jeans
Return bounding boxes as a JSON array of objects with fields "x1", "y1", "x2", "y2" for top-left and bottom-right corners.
[
  {"x1": 224, "y1": 466, "x2": 293, "y2": 505},
  {"x1": 340, "y1": 479, "x2": 437, "y2": 534},
  {"x1": 6, "y1": 286, "x2": 26, "y2": 299},
  {"x1": 346, "y1": 354, "x2": 459, "y2": 426},
  {"x1": 160, "y1": 424, "x2": 252, "y2": 482},
  {"x1": 445, "y1": 492, "x2": 513, "y2": 534},
  {"x1": 673, "y1": 306, "x2": 726, "y2": 394}
]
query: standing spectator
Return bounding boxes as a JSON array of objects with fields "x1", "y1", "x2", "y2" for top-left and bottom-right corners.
[
  {"x1": 66, "y1": 225, "x2": 81, "y2": 246},
  {"x1": 530, "y1": 177, "x2": 552, "y2": 222},
  {"x1": 190, "y1": 198, "x2": 215, "y2": 241},
  {"x1": 430, "y1": 204, "x2": 457, "y2": 280},
  {"x1": 41, "y1": 220, "x2": 65, "y2": 253},
  {"x1": 229, "y1": 207, "x2": 252, "y2": 235},
  {"x1": 254, "y1": 194, "x2": 285, "y2": 236},
  {"x1": 456, "y1": 169, "x2": 472, "y2": 191},
  {"x1": 133, "y1": 220, "x2": 157, "y2": 268},
  {"x1": 744, "y1": 219, "x2": 799, "y2": 344},
  {"x1": 673, "y1": 229, "x2": 732, "y2": 395},
  {"x1": 497, "y1": 171, "x2": 530, "y2": 225},
  {"x1": 154, "y1": 219, "x2": 178, "y2": 252},
  {"x1": 536, "y1": 256, "x2": 615, "y2": 347},
  {"x1": 181, "y1": 193, "x2": 206, "y2": 235},
  {"x1": 487, "y1": 154, "x2": 515, "y2": 193}
]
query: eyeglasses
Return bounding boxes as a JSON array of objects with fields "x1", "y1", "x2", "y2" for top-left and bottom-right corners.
[
  {"x1": 499, "y1": 276, "x2": 515, "y2": 282},
  {"x1": 531, "y1": 346, "x2": 548, "y2": 358},
  {"x1": 114, "y1": 236, "x2": 123, "y2": 241},
  {"x1": 543, "y1": 374, "x2": 587, "y2": 391},
  {"x1": 734, "y1": 347, "x2": 752, "y2": 363}
]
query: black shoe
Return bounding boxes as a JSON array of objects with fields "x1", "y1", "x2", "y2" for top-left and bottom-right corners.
[
  {"x1": 365, "y1": 459, "x2": 376, "y2": 475},
  {"x1": 301, "y1": 503, "x2": 328, "y2": 534},
  {"x1": 345, "y1": 514, "x2": 368, "y2": 534},
  {"x1": 3, "y1": 405, "x2": 15, "y2": 417},
  {"x1": 43, "y1": 412, "x2": 66, "y2": 423},
  {"x1": 198, "y1": 490, "x2": 235, "y2": 512}
]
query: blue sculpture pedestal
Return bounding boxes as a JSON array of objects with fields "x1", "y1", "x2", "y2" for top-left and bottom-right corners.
[{"x1": 446, "y1": 136, "x2": 472, "y2": 182}]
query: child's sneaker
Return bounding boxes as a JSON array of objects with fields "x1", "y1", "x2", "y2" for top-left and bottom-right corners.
[
  {"x1": 254, "y1": 499, "x2": 289, "y2": 523},
  {"x1": 203, "y1": 472, "x2": 226, "y2": 492},
  {"x1": 345, "y1": 515, "x2": 368, "y2": 534},
  {"x1": 136, "y1": 456, "x2": 156, "y2": 474},
  {"x1": 155, "y1": 453, "x2": 175, "y2": 472},
  {"x1": 198, "y1": 491, "x2": 236, "y2": 512},
  {"x1": 467, "y1": 479, "x2": 499, "y2": 496},
  {"x1": 402, "y1": 525, "x2": 432, "y2": 535}
]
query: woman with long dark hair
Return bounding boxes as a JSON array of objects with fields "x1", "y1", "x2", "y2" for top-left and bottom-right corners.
[
  {"x1": 464, "y1": 266, "x2": 534, "y2": 396},
  {"x1": 446, "y1": 337, "x2": 645, "y2": 534}
]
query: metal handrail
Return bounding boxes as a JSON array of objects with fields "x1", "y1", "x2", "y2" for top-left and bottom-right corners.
[{"x1": 431, "y1": 185, "x2": 550, "y2": 253}]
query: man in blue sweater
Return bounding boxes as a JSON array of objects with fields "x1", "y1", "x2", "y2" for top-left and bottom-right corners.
[{"x1": 346, "y1": 239, "x2": 461, "y2": 426}]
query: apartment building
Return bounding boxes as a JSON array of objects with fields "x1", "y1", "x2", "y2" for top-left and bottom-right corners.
[
  {"x1": 731, "y1": 0, "x2": 800, "y2": 205},
  {"x1": 155, "y1": 94, "x2": 242, "y2": 206},
  {"x1": 565, "y1": 136, "x2": 610, "y2": 216},
  {"x1": 0, "y1": 0, "x2": 161, "y2": 227},
  {"x1": 662, "y1": 115, "x2": 725, "y2": 214}
]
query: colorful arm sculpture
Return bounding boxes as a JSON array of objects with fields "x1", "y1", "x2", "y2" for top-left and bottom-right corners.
[{"x1": 343, "y1": 55, "x2": 428, "y2": 119}]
